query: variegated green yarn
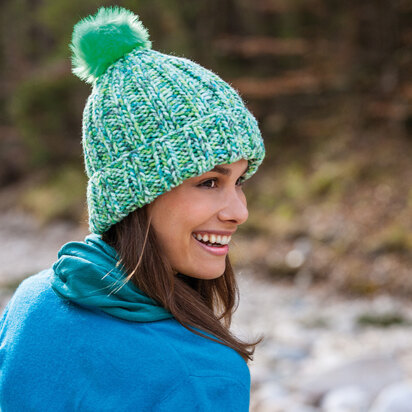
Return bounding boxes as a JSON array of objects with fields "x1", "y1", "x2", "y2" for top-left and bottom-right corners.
[{"x1": 71, "y1": 6, "x2": 266, "y2": 234}]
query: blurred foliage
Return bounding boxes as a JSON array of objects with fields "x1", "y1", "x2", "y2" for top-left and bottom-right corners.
[
  {"x1": 0, "y1": 0, "x2": 411, "y2": 296},
  {"x1": 10, "y1": 72, "x2": 83, "y2": 166},
  {"x1": 19, "y1": 164, "x2": 87, "y2": 225},
  {"x1": 364, "y1": 222, "x2": 412, "y2": 255},
  {"x1": 356, "y1": 312, "x2": 411, "y2": 328}
]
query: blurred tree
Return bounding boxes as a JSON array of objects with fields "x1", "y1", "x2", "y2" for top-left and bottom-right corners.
[{"x1": 0, "y1": 0, "x2": 411, "y2": 295}]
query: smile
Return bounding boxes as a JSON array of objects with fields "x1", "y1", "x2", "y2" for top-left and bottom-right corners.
[
  {"x1": 192, "y1": 233, "x2": 229, "y2": 256},
  {"x1": 192, "y1": 232, "x2": 232, "y2": 245}
]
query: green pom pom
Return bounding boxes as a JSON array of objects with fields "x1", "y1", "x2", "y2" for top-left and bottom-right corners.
[{"x1": 70, "y1": 6, "x2": 151, "y2": 84}]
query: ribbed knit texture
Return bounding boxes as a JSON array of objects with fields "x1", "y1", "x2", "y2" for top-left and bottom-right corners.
[{"x1": 74, "y1": 7, "x2": 265, "y2": 234}]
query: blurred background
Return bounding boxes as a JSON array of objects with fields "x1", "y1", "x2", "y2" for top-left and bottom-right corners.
[{"x1": 0, "y1": 1, "x2": 411, "y2": 411}]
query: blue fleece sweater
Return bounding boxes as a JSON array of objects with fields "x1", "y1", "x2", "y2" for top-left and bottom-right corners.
[{"x1": 0, "y1": 235, "x2": 250, "y2": 411}]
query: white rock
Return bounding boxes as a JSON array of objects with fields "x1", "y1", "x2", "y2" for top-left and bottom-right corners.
[
  {"x1": 257, "y1": 396, "x2": 320, "y2": 412},
  {"x1": 321, "y1": 385, "x2": 369, "y2": 412},
  {"x1": 253, "y1": 380, "x2": 289, "y2": 405},
  {"x1": 369, "y1": 380, "x2": 412, "y2": 412},
  {"x1": 289, "y1": 355, "x2": 405, "y2": 405},
  {"x1": 0, "y1": 210, "x2": 87, "y2": 283}
]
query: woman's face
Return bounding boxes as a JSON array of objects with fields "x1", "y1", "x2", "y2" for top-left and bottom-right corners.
[{"x1": 147, "y1": 159, "x2": 249, "y2": 280}]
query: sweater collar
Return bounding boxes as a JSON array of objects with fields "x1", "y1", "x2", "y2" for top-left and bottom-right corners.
[{"x1": 50, "y1": 233, "x2": 173, "y2": 322}]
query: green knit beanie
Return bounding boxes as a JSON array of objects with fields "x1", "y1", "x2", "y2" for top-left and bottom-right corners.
[{"x1": 70, "y1": 6, "x2": 265, "y2": 234}]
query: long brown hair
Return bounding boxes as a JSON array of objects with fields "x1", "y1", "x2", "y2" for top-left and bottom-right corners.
[{"x1": 101, "y1": 204, "x2": 261, "y2": 362}]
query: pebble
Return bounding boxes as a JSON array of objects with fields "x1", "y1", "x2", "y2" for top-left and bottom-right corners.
[
  {"x1": 321, "y1": 385, "x2": 370, "y2": 412},
  {"x1": 369, "y1": 380, "x2": 412, "y2": 412},
  {"x1": 233, "y1": 269, "x2": 412, "y2": 411}
]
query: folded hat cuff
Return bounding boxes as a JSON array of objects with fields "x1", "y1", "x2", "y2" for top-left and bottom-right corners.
[{"x1": 87, "y1": 108, "x2": 265, "y2": 234}]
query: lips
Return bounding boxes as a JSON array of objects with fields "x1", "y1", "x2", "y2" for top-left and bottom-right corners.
[
  {"x1": 192, "y1": 235, "x2": 229, "y2": 256},
  {"x1": 192, "y1": 230, "x2": 235, "y2": 236}
]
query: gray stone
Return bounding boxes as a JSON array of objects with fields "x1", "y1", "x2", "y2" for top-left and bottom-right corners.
[
  {"x1": 288, "y1": 355, "x2": 405, "y2": 405},
  {"x1": 369, "y1": 380, "x2": 412, "y2": 412},
  {"x1": 321, "y1": 385, "x2": 369, "y2": 412},
  {"x1": 0, "y1": 210, "x2": 86, "y2": 284}
]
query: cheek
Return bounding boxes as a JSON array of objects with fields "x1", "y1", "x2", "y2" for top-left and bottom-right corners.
[
  {"x1": 166, "y1": 194, "x2": 218, "y2": 230},
  {"x1": 152, "y1": 205, "x2": 190, "y2": 249},
  {"x1": 153, "y1": 212, "x2": 183, "y2": 244},
  {"x1": 150, "y1": 189, "x2": 220, "y2": 252},
  {"x1": 186, "y1": 202, "x2": 214, "y2": 222}
]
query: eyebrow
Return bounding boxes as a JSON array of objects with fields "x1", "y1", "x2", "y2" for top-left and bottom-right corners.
[{"x1": 210, "y1": 163, "x2": 249, "y2": 176}]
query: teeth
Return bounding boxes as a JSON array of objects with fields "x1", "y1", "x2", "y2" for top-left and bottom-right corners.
[{"x1": 192, "y1": 233, "x2": 232, "y2": 245}]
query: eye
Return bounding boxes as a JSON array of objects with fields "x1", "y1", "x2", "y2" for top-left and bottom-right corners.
[
  {"x1": 198, "y1": 178, "x2": 217, "y2": 188},
  {"x1": 197, "y1": 176, "x2": 246, "y2": 189},
  {"x1": 236, "y1": 176, "x2": 246, "y2": 186}
]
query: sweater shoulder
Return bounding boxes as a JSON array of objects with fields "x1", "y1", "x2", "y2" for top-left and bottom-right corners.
[
  {"x1": 0, "y1": 269, "x2": 181, "y2": 357},
  {"x1": 151, "y1": 320, "x2": 250, "y2": 387},
  {"x1": 0, "y1": 270, "x2": 250, "y2": 410},
  {"x1": 1, "y1": 269, "x2": 60, "y2": 330},
  {"x1": 0, "y1": 271, "x2": 190, "y2": 409}
]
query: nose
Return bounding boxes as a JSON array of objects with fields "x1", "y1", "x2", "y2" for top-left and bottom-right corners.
[{"x1": 217, "y1": 188, "x2": 249, "y2": 225}]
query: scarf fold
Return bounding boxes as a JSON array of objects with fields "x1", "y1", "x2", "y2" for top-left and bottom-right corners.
[{"x1": 50, "y1": 233, "x2": 173, "y2": 322}]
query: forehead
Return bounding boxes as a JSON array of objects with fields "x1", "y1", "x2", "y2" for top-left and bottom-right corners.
[
  {"x1": 207, "y1": 160, "x2": 249, "y2": 176},
  {"x1": 177, "y1": 159, "x2": 249, "y2": 188}
]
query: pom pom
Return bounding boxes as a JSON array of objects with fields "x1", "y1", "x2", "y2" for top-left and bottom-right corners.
[{"x1": 70, "y1": 6, "x2": 151, "y2": 84}]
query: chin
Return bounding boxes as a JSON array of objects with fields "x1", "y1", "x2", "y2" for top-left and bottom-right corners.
[
  {"x1": 196, "y1": 271, "x2": 225, "y2": 280},
  {"x1": 180, "y1": 266, "x2": 225, "y2": 280}
]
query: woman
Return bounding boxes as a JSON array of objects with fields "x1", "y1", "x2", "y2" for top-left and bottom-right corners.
[{"x1": 0, "y1": 6, "x2": 265, "y2": 411}]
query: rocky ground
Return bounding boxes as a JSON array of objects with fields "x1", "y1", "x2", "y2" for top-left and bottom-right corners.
[
  {"x1": 234, "y1": 270, "x2": 412, "y2": 411},
  {"x1": 1, "y1": 210, "x2": 412, "y2": 412}
]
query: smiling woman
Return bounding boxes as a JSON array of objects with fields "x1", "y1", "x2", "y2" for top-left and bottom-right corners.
[
  {"x1": 0, "y1": 6, "x2": 265, "y2": 411},
  {"x1": 148, "y1": 159, "x2": 249, "y2": 280}
]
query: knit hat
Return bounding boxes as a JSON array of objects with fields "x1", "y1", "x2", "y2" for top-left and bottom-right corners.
[{"x1": 70, "y1": 6, "x2": 265, "y2": 234}]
